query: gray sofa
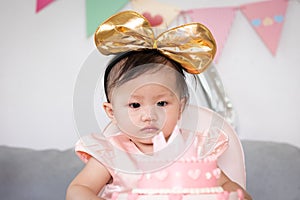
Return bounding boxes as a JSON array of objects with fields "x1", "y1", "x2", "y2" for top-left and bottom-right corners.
[{"x1": 0, "y1": 140, "x2": 299, "y2": 200}]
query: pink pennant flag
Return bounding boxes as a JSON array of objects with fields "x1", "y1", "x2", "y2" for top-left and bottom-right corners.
[
  {"x1": 186, "y1": 7, "x2": 236, "y2": 63},
  {"x1": 240, "y1": 0, "x2": 288, "y2": 56},
  {"x1": 36, "y1": 0, "x2": 55, "y2": 13}
]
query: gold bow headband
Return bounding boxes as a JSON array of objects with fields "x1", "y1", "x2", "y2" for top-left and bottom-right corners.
[{"x1": 94, "y1": 11, "x2": 217, "y2": 74}]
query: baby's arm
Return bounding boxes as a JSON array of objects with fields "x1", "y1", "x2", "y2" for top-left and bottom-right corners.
[
  {"x1": 66, "y1": 157, "x2": 111, "y2": 200},
  {"x1": 218, "y1": 170, "x2": 252, "y2": 200}
]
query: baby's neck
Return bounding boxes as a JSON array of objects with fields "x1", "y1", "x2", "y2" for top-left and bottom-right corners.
[
  {"x1": 130, "y1": 133, "x2": 173, "y2": 155},
  {"x1": 131, "y1": 140, "x2": 154, "y2": 154}
]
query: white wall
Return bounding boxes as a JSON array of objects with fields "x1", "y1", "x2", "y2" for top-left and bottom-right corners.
[{"x1": 1, "y1": 0, "x2": 299, "y2": 150}]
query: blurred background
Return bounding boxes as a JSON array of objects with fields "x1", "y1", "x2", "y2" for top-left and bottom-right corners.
[{"x1": 1, "y1": 0, "x2": 299, "y2": 150}]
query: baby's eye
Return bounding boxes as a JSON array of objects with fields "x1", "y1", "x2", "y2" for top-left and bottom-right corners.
[
  {"x1": 157, "y1": 101, "x2": 168, "y2": 107},
  {"x1": 129, "y1": 103, "x2": 140, "y2": 108}
]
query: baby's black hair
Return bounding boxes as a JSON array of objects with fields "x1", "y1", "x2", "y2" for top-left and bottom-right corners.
[{"x1": 104, "y1": 49, "x2": 189, "y2": 103}]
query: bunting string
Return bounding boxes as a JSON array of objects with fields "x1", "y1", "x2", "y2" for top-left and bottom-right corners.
[{"x1": 35, "y1": 0, "x2": 293, "y2": 58}]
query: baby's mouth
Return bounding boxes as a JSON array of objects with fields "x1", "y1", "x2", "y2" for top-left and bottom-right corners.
[
  {"x1": 141, "y1": 126, "x2": 159, "y2": 134},
  {"x1": 140, "y1": 125, "x2": 160, "y2": 139}
]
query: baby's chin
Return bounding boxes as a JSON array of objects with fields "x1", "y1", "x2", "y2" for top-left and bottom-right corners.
[
  {"x1": 131, "y1": 137, "x2": 154, "y2": 145},
  {"x1": 127, "y1": 131, "x2": 159, "y2": 142}
]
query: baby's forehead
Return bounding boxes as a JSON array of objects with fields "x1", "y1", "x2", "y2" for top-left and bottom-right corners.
[
  {"x1": 130, "y1": 82, "x2": 177, "y2": 94},
  {"x1": 111, "y1": 67, "x2": 181, "y2": 100}
]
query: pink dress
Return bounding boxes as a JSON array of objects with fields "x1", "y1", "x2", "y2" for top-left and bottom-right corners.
[{"x1": 75, "y1": 126, "x2": 228, "y2": 199}]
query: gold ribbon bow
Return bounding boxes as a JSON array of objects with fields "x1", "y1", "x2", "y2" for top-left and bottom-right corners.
[{"x1": 94, "y1": 11, "x2": 217, "y2": 74}]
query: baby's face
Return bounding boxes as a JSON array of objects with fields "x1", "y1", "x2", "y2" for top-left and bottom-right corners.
[{"x1": 108, "y1": 67, "x2": 184, "y2": 147}]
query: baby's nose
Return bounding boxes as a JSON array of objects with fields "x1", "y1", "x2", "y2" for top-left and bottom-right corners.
[{"x1": 141, "y1": 106, "x2": 157, "y2": 122}]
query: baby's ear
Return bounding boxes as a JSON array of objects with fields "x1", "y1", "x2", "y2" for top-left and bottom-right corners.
[
  {"x1": 103, "y1": 102, "x2": 115, "y2": 121},
  {"x1": 180, "y1": 97, "x2": 187, "y2": 112},
  {"x1": 178, "y1": 97, "x2": 187, "y2": 119}
]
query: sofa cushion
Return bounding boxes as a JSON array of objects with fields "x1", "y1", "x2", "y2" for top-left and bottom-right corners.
[
  {"x1": 242, "y1": 140, "x2": 300, "y2": 200},
  {"x1": 0, "y1": 145, "x2": 83, "y2": 200}
]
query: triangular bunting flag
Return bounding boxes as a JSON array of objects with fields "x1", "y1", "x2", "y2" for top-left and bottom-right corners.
[
  {"x1": 36, "y1": 0, "x2": 55, "y2": 13},
  {"x1": 86, "y1": 0, "x2": 129, "y2": 37},
  {"x1": 186, "y1": 7, "x2": 236, "y2": 63},
  {"x1": 241, "y1": 0, "x2": 288, "y2": 56},
  {"x1": 131, "y1": 0, "x2": 180, "y2": 30}
]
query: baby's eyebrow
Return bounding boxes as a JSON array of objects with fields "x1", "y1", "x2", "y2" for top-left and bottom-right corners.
[
  {"x1": 153, "y1": 93, "x2": 175, "y2": 99},
  {"x1": 129, "y1": 92, "x2": 175, "y2": 100},
  {"x1": 129, "y1": 95, "x2": 143, "y2": 100},
  {"x1": 152, "y1": 91, "x2": 179, "y2": 101}
]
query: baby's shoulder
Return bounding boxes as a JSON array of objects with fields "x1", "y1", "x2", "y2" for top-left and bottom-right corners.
[{"x1": 75, "y1": 133, "x2": 113, "y2": 163}]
